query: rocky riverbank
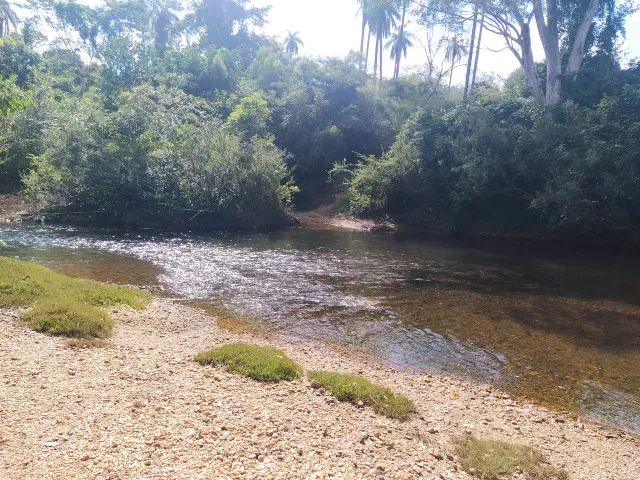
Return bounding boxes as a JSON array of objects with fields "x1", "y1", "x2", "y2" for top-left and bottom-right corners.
[{"x1": 0, "y1": 299, "x2": 638, "y2": 479}]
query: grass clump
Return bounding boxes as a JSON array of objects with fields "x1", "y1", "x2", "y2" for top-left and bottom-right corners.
[
  {"x1": 0, "y1": 256, "x2": 151, "y2": 338},
  {"x1": 454, "y1": 435, "x2": 568, "y2": 480},
  {"x1": 194, "y1": 343, "x2": 302, "y2": 382},
  {"x1": 65, "y1": 338, "x2": 110, "y2": 349},
  {"x1": 307, "y1": 371, "x2": 415, "y2": 420},
  {"x1": 0, "y1": 256, "x2": 151, "y2": 310},
  {"x1": 22, "y1": 300, "x2": 113, "y2": 338}
]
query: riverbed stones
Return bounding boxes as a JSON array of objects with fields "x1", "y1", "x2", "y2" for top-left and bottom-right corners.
[{"x1": 0, "y1": 300, "x2": 638, "y2": 480}]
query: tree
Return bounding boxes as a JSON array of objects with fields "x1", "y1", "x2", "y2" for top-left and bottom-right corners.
[
  {"x1": 390, "y1": 0, "x2": 411, "y2": 79},
  {"x1": 416, "y1": 0, "x2": 619, "y2": 106},
  {"x1": 149, "y1": 0, "x2": 180, "y2": 51},
  {"x1": 470, "y1": 10, "x2": 484, "y2": 90},
  {"x1": 442, "y1": 35, "x2": 467, "y2": 95},
  {"x1": 386, "y1": 30, "x2": 414, "y2": 79},
  {"x1": 283, "y1": 30, "x2": 303, "y2": 56},
  {"x1": 0, "y1": 0, "x2": 18, "y2": 37},
  {"x1": 368, "y1": 0, "x2": 400, "y2": 81},
  {"x1": 462, "y1": 2, "x2": 478, "y2": 100},
  {"x1": 357, "y1": 0, "x2": 369, "y2": 70},
  {"x1": 188, "y1": 0, "x2": 267, "y2": 48}
]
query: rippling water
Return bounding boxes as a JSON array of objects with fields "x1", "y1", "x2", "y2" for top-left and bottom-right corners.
[{"x1": 1, "y1": 224, "x2": 639, "y2": 433}]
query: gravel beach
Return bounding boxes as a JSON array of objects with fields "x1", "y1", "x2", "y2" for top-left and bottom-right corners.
[{"x1": 1, "y1": 299, "x2": 638, "y2": 480}]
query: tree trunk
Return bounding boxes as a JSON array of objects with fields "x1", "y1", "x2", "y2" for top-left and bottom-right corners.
[
  {"x1": 373, "y1": 34, "x2": 380, "y2": 78},
  {"x1": 379, "y1": 35, "x2": 384, "y2": 81},
  {"x1": 364, "y1": 31, "x2": 372, "y2": 74},
  {"x1": 464, "y1": 3, "x2": 479, "y2": 100},
  {"x1": 520, "y1": 22, "x2": 546, "y2": 105},
  {"x1": 471, "y1": 12, "x2": 484, "y2": 90},
  {"x1": 448, "y1": 66, "x2": 454, "y2": 97},
  {"x1": 359, "y1": 6, "x2": 367, "y2": 70},
  {"x1": 565, "y1": 0, "x2": 600, "y2": 75},
  {"x1": 395, "y1": 0, "x2": 407, "y2": 80},
  {"x1": 533, "y1": 0, "x2": 562, "y2": 105}
]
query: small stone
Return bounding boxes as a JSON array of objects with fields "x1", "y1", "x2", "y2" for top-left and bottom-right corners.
[
  {"x1": 310, "y1": 380, "x2": 322, "y2": 390},
  {"x1": 430, "y1": 451, "x2": 444, "y2": 461}
]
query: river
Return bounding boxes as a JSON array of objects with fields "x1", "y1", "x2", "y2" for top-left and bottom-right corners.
[{"x1": 1, "y1": 224, "x2": 639, "y2": 433}]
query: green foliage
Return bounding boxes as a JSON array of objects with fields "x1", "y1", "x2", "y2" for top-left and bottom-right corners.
[
  {"x1": 0, "y1": 256, "x2": 150, "y2": 338},
  {"x1": 343, "y1": 85, "x2": 640, "y2": 240},
  {"x1": 1, "y1": 0, "x2": 638, "y2": 241},
  {"x1": 454, "y1": 436, "x2": 568, "y2": 480},
  {"x1": 22, "y1": 300, "x2": 113, "y2": 339},
  {"x1": 21, "y1": 85, "x2": 295, "y2": 228},
  {"x1": 307, "y1": 371, "x2": 415, "y2": 420},
  {"x1": 195, "y1": 343, "x2": 302, "y2": 382},
  {"x1": 0, "y1": 36, "x2": 39, "y2": 88},
  {"x1": 0, "y1": 256, "x2": 150, "y2": 310},
  {"x1": 227, "y1": 91, "x2": 271, "y2": 138}
]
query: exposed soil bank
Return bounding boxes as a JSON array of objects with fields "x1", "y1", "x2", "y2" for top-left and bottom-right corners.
[
  {"x1": 0, "y1": 195, "x2": 35, "y2": 223},
  {"x1": 0, "y1": 299, "x2": 638, "y2": 479},
  {"x1": 295, "y1": 203, "x2": 396, "y2": 232}
]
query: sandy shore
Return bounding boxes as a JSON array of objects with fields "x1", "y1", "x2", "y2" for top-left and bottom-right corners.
[
  {"x1": 0, "y1": 299, "x2": 638, "y2": 480},
  {"x1": 295, "y1": 203, "x2": 396, "y2": 232}
]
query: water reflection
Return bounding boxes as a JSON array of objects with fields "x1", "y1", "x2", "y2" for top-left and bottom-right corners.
[{"x1": 1, "y1": 224, "x2": 639, "y2": 433}]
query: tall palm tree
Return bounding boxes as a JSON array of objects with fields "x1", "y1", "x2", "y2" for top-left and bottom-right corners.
[
  {"x1": 386, "y1": 30, "x2": 414, "y2": 79},
  {"x1": 368, "y1": 0, "x2": 399, "y2": 81},
  {"x1": 283, "y1": 30, "x2": 303, "y2": 56},
  {"x1": 0, "y1": 0, "x2": 19, "y2": 37},
  {"x1": 442, "y1": 35, "x2": 468, "y2": 95},
  {"x1": 356, "y1": 0, "x2": 368, "y2": 71},
  {"x1": 149, "y1": 0, "x2": 180, "y2": 51}
]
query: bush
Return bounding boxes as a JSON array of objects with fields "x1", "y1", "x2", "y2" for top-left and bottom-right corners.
[
  {"x1": 194, "y1": 343, "x2": 302, "y2": 382},
  {"x1": 453, "y1": 435, "x2": 568, "y2": 480},
  {"x1": 343, "y1": 93, "x2": 640, "y2": 241},
  {"x1": 22, "y1": 300, "x2": 113, "y2": 338},
  {"x1": 22, "y1": 85, "x2": 297, "y2": 229},
  {"x1": 307, "y1": 371, "x2": 415, "y2": 420}
]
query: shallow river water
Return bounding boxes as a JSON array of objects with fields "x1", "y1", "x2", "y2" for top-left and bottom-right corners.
[{"x1": 1, "y1": 224, "x2": 639, "y2": 433}]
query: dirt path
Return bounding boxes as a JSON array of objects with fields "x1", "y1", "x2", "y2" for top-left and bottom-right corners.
[{"x1": 0, "y1": 300, "x2": 638, "y2": 480}]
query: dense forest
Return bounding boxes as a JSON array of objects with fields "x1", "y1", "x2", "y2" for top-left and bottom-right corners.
[{"x1": 0, "y1": 0, "x2": 638, "y2": 241}]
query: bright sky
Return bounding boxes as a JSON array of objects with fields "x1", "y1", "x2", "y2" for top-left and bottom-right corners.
[{"x1": 253, "y1": 0, "x2": 640, "y2": 84}]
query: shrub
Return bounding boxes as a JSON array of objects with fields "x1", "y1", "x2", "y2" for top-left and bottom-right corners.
[
  {"x1": 453, "y1": 435, "x2": 568, "y2": 480},
  {"x1": 22, "y1": 300, "x2": 113, "y2": 338},
  {"x1": 22, "y1": 85, "x2": 297, "y2": 230},
  {"x1": 194, "y1": 343, "x2": 302, "y2": 382},
  {"x1": 307, "y1": 371, "x2": 415, "y2": 420}
]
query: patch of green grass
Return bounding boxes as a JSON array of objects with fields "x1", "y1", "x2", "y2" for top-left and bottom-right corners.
[
  {"x1": 65, "y1": 338, "x2": 110, "y2": 349},
  {"x1": 307, "y1": 371, "x2": 415, "y2": 420},
  {"x1": 22, "y1": 300, "x2": 113, "y2": 338},
  {"x1": 454, "y1": 435, "x2": 568, "y2": 480},
  {"x1": 194, "y1": 343, "x2": 302, "y2": 382},
  {"x1": 0, "y1": 256, "x2": 151, "y2": 310},
  {"x1": 0, "y1": 256, "x2": 151, "y2": 339}
]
